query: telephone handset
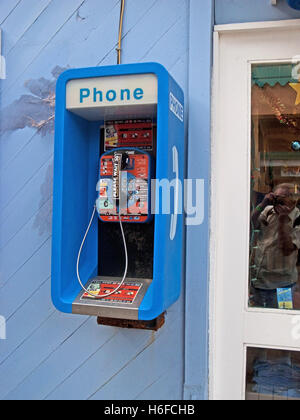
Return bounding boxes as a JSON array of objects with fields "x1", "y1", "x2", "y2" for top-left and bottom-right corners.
[{"x1": 76, "y1": 147, "x2": 152, "y2": 300}]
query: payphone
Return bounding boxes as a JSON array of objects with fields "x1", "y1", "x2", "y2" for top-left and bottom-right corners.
[
  {"x1": 52, "y1": 63, "x2": 185, "y2": 321},
  {"x1": 287, "y1": 0, "x2": 300, "y2": 10}
]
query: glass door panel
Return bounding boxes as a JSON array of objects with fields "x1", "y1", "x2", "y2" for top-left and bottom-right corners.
[{"x1": 250, "y1": 62, "x2": 300, "y2": 311}]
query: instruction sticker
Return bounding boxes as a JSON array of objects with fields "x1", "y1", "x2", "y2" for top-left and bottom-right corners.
[
  {"x1": 277, "y1": 288, "x2": 293, "y2": 310},
  {"x1": 81, "y1": 280, "x2": 142, "y2": 304}
]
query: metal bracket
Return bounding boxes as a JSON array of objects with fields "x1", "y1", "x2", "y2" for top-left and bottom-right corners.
[
  {"x1": 271, "y1": 0, "x2": 277, "y2": 5},
  {"x1": 97, "y1": 312, "x2": 165, "y2": 330}
]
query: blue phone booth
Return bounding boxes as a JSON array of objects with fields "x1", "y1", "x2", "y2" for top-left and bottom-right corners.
[
  {"x1": 287, "y1": 0, "x2": 300, "y2": 10},
  {"x1": 52, "y1": 63, "x2": 185, "y2": 321}
]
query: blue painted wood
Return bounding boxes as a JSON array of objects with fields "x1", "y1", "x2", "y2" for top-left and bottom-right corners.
[
  {"x1": 215, "y1": 0, "x2": 300, "y2": 24},
  {"x1": 0, "y1": 0, "x2": 122, "y2": 174},
  {"x1": 169, "y1": 52, "x2": 189, "y2": 93},
  {"x1": 135, "y1": 364, "x2": 182, "y2": 400},
  {"x1": 0, "y1": 0, "x2": 183, "y2": 179},
  {"x1": 139, "y1": 17, "x2": 188, "y2": 67},
  {"x1": 0, "y1": 0, "x2": 119, "y2": 102},
  {"x1": 4, "y1": 318, "x2": 116, "y2": 400},
  {"x1": 0, "y1": 0, "x2": 189, "y2": 401},
  {"x1": 96, "y1": 0, "x2": 160, "y2": 67},
  {"x1": 0, "y1": 199, "x2": 51, "y2": 287},
  {"x1": 0, "y1": 132, "x2": 53, "y2": 211},
  {"x1": 0, "y1": 239, "x2": 52, "y2": 320},
  {"x1": 1, "y1": 0, "x2": 52, "y2": 55},
  {"x1": 0, "y1": 279, "x2": 54, "y2": 366},
  {"x1": 119, "y1": 0, "x2": 187, "y2": 65},
  {"x1": 0, "y1": 129, "x2": 36, "y2": 175},
  {"x1": 88, "y1": 313, "x2": 183, "y2": 400},
  {"x1": 5, "y1": 298, "x2": 184, "y2": 400},
  {"x1": 184, "y1": 0, "x2": 213, "y2": 401},
  {"x1": 0, "y1": 2, "x2": 126, "y2": 237},
  {"x1": 45, "y1": 329, "x2": 156, "y2": 400},
  {"x1": 0, "y1": 160, "x2": 53, "y2": 249},
  {"x1": 0, "y1": 312, "x2": 87, "y2": 398},
  {"x1": 0, "y1": 0, "x2": 21, "y2": 25},
  {"x1": 0, "y1": 1, "x2": 89, "y2": 165},
  {"x1": 1, "y1": 0, "x2": 86, "y2": 95}
]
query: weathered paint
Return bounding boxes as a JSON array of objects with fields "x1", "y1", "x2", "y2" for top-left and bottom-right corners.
[{"x1": 0, "y1": 66, "x2": 65, "y2": 136}]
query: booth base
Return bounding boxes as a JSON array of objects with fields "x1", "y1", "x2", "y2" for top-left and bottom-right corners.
[{"x1": 72, "y1": 276, "x2": 152, "y2": 320}]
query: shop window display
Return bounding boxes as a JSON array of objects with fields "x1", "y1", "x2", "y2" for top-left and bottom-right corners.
[{"x1": 246, "y1": 347, "x2": 300, "y2": 400}]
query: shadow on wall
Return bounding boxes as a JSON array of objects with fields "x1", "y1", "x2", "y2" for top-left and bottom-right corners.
[{"x1": 0, "y1": 66, "x2": 68, "y2": 136}]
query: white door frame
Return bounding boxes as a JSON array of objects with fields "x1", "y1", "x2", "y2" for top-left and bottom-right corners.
[{"x1": 210, "y1": 19, "x2": 300, "y2": 400}]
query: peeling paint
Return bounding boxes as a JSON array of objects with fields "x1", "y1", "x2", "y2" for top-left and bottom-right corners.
[
  {"x1": 0, "y1": 66, "x2": 68, "y2": 136},
  {"x1": 76, "y1": 10, "x2": 86, "y2": 21}
]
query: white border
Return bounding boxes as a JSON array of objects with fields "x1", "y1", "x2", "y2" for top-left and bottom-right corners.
[
  {"x1": 209, "y1": 30, "x2": 220, "y2": 400},
  {"x1": 215, "y1": 18, "x2": 300, "y2": 34},
  {"x1": 210, "y1": 18, "x2": 300, "y2": 400}
]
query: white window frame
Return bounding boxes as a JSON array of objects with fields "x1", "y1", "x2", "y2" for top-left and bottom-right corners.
[{"x1": 210, "y1": 19, "x2": 300, "y2": 400}]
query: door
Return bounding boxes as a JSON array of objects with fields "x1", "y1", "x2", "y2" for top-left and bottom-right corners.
[{"x1": 211, "y1": 20, "x2": 300, "y2": 400}]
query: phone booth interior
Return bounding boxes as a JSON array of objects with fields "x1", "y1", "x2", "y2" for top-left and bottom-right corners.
[{"x1": 52, "y1": 63, "x2": 185, "y2": 321}]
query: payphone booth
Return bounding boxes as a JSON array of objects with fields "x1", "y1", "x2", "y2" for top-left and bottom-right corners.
[{"x1": 51, "y1": 63, "x2": 185, "y2": 321}]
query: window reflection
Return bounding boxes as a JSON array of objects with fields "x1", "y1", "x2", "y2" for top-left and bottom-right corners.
[
  {"x1": 246, "y1": 348, "x2": 300, "y2": 400},
  {"x1": 249, "y1": 63, "x2": 300, "y2": 310}
]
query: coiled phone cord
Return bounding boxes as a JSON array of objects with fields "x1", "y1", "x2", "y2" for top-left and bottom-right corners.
[{"x1": 76, "y1": 205, "x2": 128, "y2": 299}]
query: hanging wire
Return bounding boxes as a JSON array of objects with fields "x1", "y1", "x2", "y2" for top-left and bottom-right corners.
[{"x1": 117, "y1": 0, "x2": 126, "y2": 65}]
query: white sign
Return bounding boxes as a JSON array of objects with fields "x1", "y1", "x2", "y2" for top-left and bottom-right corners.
[
  {"x1": 66, "y1": 74, "x2": 158, "y2": 120},
  {"x1": 169, "y1": 92, "x2": 184, "y2": 122}
]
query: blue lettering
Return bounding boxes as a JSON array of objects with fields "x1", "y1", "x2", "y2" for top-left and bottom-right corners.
[
  {"x1": 120, "y1": 89, "x2": 130, "y2": 101},
  {"x1": 79, "y1": 87, "x2": 145, "y2": 104},
  {"x1": 80, "y1": 88, "x2": 90, "y2": 103},
  {"x1": 93, "y1": 88, "x2": 103, "y2": 102},
  {"x1": 134, "y1": 88, "x2": 144, "y2": 100},
  {"x1": 106, "y1": 90, "x2": 117, "y2": 102}
]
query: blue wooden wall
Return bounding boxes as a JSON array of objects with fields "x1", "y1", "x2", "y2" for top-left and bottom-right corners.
[{"x1": 0, "y1": 0, "x2": 189, "y2": 400}]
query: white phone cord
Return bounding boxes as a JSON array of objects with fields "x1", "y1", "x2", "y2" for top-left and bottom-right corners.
[{"x1": 76, "y1": 205, "x2": 128, "y2": 299}]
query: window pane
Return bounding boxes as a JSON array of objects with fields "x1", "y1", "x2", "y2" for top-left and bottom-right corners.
[
  {"x1": 249, "y1": 62, "x2": 300, "y2": 310},
  {"x1": 246, "y1": 347, "x2": 300, "y2": 400}
]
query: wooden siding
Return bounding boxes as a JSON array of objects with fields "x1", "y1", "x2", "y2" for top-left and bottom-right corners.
[{"x1": 0, "y1": 0, "x2": 189, "y2": 400}]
